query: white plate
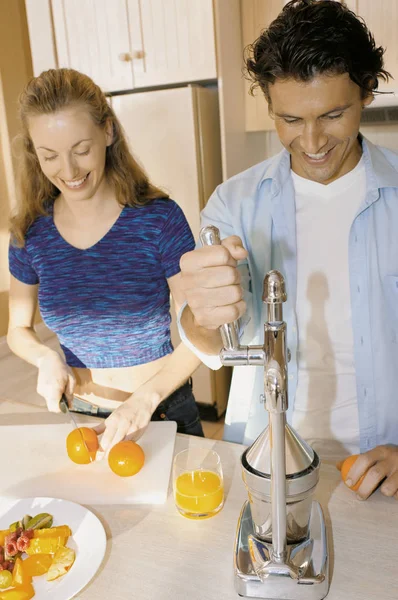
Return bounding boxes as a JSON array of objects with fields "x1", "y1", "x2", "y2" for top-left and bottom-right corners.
[{"x1": 0, "y1": 497, "x2": 106, "y2": 599}]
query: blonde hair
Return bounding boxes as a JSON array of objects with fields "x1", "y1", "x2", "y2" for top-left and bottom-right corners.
[{"x1": 10, "y1": 68, "x2": 168, "y2": 245}]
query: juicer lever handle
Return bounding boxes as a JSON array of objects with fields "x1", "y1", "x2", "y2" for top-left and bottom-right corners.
[{"x1": 199, "y1": 225, "x2": 240, "y2": 350}]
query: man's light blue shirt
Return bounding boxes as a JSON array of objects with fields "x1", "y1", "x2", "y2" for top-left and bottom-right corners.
[{"x1": 179, "y1": 137, "x2": 398, "y2": 450}]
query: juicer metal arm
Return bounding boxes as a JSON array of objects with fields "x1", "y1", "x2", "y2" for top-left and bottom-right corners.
[
  {"x1": 262, "y1": 271, "x2": 289, "y2": 563},
  {"x1": 262, "y1": 271, "x2": 289, "y2": 414},
  {"x1": 198, "y1": 226, "x2": 240, "y2": 350}
]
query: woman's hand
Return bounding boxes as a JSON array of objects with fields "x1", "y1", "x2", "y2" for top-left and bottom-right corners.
[
  {"x1": 345, "y1": 445, "x2": 398, "y2": 500},
  {"x1": 93, "y1": 391, "x2": 161, "y2": 457},
  {"x1": 36, "y1": 350, "x2": 75, "y2": 412}
]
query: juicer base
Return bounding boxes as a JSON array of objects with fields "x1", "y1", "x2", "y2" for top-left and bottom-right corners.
[{"x1": 234, "y1": 501, "x2": 329, "y2": 599}]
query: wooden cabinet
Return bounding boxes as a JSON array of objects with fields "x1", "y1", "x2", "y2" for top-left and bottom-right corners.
[
  {"x1": 25, "y1": 0, "x2": 217, "y2": 93},
  {"x1": 352, "y1": 1, "x2": 398, "y2": 90},
  {"x1": 240, "y1": 0, "x2": 283, "y2": 132},
  {"x1": 51, "y1": 0, "x2": 134, "y2": 92},
  {"x1": 127, "y1": 0, "x2": 217, "y2": 88}
]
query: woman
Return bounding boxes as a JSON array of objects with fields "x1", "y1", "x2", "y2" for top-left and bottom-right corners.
[{"x1": 7, "y1": 68, "x2": 204, "y2": 455}]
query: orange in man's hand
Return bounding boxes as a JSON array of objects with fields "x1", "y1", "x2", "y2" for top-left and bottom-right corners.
[
  {"x1": 108, "y1": 441, "x2": 145, "y2": 477},
  {"x1": 339, "y1": 454, "x2": 367, "y2": 491},
  {"x1": 66, "y1": 427, "x2": 99, "y2": 464}
]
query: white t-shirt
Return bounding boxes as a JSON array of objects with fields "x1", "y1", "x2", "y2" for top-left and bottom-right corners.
[{"x1": 291, "y1": 157, "x2": 366, "y2": 456}]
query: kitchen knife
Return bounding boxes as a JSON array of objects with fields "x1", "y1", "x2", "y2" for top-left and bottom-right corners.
[{"x1": 60, "y1": 394, "x2": 94, "y2": 462}]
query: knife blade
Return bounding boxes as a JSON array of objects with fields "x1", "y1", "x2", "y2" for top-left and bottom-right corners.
[{"x1": 60, "y1": 394, "x2": 94, "y2": 463}]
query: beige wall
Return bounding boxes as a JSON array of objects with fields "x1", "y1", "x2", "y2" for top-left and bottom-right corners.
[{"x1": 0, "y1": 0, "x2": 33, "y2": 336}]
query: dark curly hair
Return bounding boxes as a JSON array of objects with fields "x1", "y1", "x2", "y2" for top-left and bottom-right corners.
[{"x1": 245, "y1": 0, "x2": 390, "y2": 101}]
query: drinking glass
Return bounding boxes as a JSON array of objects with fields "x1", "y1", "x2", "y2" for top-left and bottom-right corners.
[{"x1": 172, "y1": 447, "x2": 224, "y2": 519}]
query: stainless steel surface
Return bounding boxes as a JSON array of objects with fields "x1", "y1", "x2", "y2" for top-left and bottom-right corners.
[
  {"x1": 219, "y1": 346, "x2": 265, "y2": 366},
  {"x1": 69, "y1": 395, "x2": 101, "y2": 415},
  {"x1": 262, "y1": 271, "x2": 286, "y2": 325},
  {"x1": 199, "y1": 225, "x2": 240, "y2": 350},
  {"x1": 241, "y1": 465, "x2": 318, "y2": 542},
  {"x1": 261, "y1": 270, "x2": 288, "y2": 560},
  {"x1": 234, "y1": 501, "x2": 329, "y2": 599},
  {"x1": 244, "y1": 423, "x2": 315, "y2": 477},
  {"x1": 263, "y1": 270, "x2": 287, "y2": 304},
  {"x1": 201, "y1": 225, "x2": 329, "y2": 597},
  {"x1": 263, "y1": 322, "x2": 288, "y2": 414},
  {"x1": 60, "y1": 395, "x2": 80, "y2": 429},
  {"x1": 60, "y1": 394, "x2": 94, "y2": 463},
  {"x1": 270, "y1": 412, "x2": 287, "y2": 561},
  {"x1": 242, "y1": 419, "x2": 320, "y2": 544}
]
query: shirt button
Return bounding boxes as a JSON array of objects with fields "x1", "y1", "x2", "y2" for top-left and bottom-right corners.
[
  {"x1": 289, "y1": 375, "x2": 294, "y2": 380},
  {"x1": 160, "y1": 413, "x2": 166, "y2": 419}
]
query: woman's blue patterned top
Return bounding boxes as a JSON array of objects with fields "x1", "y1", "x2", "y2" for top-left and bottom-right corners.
[{"x1": 9, "y1": 199, "x2": 195, "y2": 368}]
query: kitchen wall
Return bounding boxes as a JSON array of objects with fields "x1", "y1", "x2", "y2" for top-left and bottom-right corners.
[
  {"x1": 360, "y1": 123, "x2": 398, "y2": 150},
  {"x1": 0, "y1": 0, "x2": 33, "y2": 337}
]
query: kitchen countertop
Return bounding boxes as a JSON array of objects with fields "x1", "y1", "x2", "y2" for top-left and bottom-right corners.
[{"x1": 1, "y1": 399, "x2": 397, "y2": 600}]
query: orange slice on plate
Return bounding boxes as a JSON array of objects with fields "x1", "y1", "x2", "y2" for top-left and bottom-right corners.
[{"x1": 47, "y1": 546, "x2": 76, "y2": 581}]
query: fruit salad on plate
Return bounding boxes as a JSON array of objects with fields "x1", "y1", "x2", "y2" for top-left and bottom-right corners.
[{"x1": 0, "y1": 512, "x2": 75, "y2": 599}]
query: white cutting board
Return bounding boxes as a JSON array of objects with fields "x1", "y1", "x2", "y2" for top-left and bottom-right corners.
[{"x1": 0, "y1": 421, "x2": 177, "y2": 505}]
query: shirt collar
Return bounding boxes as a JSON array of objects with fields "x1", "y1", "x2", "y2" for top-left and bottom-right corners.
[
  {"x1": 361, "y1": 136, "x2": 398, "y2": 190},
  {"x1": 259, "y1": 135, "x2": 398, "y2": 194},
  {"x1": 259, "y1": 148, "x2": 290, "y2": 196}
]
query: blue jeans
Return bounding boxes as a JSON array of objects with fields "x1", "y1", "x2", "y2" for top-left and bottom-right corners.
[
  {"x1": 70, "y1": 379, "x2": 204, "y2": 437},
  {"x1": 151, "y1": 380, "x2": 204, "y2": 437}
]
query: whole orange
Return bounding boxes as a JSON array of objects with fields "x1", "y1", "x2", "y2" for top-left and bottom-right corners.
[
  {"x1": 66, "y1": 427, "x2": 99, "y2": 464},
  {"x1": 340, "y1": 454, "x2": 367, "y2": 491},
  {"x1": 108, "y1": 441, "x2": 145, "y2": 477}
]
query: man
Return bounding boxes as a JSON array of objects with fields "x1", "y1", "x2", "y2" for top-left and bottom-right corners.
[{"x1": 178, "y1": 0, "x2": 398, "y2": 501}]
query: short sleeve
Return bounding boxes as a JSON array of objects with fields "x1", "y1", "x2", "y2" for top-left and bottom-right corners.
[
  {"x1": 8, "y1": 240, "x2": 39, "y2": 285},
  {"x1": 158, "y1": 201, "x2": 195, "y2": 278}
]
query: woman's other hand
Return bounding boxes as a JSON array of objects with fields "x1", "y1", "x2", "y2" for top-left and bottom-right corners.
[
  {"x1": 36, "y1": 350, "x2": 75, "y2": 412},
  {"x1": 93, "y1": 391, "x2": 161, "y2": 457}
]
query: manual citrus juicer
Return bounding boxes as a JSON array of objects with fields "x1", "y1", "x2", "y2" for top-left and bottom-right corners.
[{"x1": 199, "y1": 226, "x2": 329, "y2": 600}]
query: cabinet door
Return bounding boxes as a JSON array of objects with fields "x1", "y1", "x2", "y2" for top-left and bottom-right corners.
[
  {"x1": 25, "y1": 0, "x2": 58, "y2": 76},
  {"x1": 355, "y1": 1, "x2": 398, "y2": 89},
  {"x1": 241, "y1": 0, "x2": 284, "y2": 132},
  {"x1": 51, "y1": 0, "x2": 134, "y2": 92},
  {"x1": 127, "y1": 0, "x2": 217, "y2": 88}
]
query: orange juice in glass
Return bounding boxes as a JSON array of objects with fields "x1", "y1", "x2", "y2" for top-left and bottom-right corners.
[{"x1": 173, "y1": 448, "x2": 224, "y2": 519}]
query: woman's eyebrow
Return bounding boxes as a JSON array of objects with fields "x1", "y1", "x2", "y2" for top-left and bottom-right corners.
[{"x1": 37, "y1": 138, "x2": 93, "y2": 151}]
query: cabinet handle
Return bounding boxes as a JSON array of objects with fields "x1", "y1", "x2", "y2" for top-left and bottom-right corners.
[
  {"x1": 132, "y1": 50, "x2": 145, "y2": 60},
  {"x1": 118, "y1": 51, "x2": 144, "y2": 62},
  {"x1": 118, "y1": 52, "x2": 132, "y2": 62}
]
